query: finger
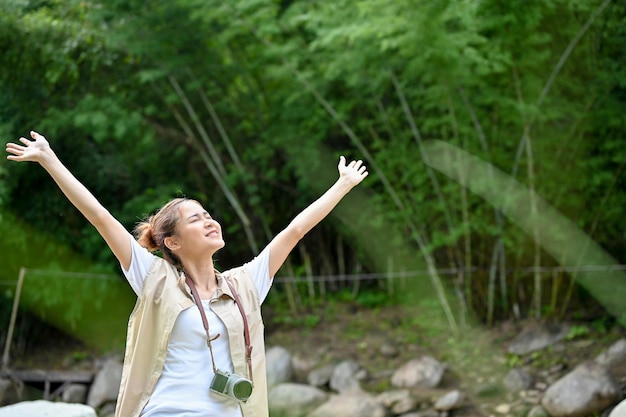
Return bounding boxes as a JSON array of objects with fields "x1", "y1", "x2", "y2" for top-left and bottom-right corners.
[
  {"x1": 30, "y1": 131, "x2": 42, "y2": 139},
  {"x1": 18, "y1": 137, "x2": 31, "y2": 146},
  {"x1": 6, "y1": 148, "x2": 23, "y2": 159},
  {"x1": 6, "y1": 143, "x2": 23, "y2": 152}
]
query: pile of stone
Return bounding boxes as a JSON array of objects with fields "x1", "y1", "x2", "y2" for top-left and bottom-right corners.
[{"x1": 1, "y1": 322, "x2": 625, "y2": 417}]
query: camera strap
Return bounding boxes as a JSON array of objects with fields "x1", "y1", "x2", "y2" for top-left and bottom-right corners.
[{"x1": 186, "y1": 276, "x2": 254, "y2": 383}]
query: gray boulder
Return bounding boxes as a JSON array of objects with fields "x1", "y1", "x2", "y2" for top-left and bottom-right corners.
[
  {"x1": 307, "y1": 363, "x2": 335, "y2": 388},
  {"x1": 596, "y1": 338, "x2": 626, "y2": 369},
  {"x1": 434, "y1": 389, "x2": 464, "y2": 411},
  {"x1": 541, "y1": 360, "x2": 620, "y2": 417},
  {"x1": 329, "y1": 360, "x2": 366, "y2": 393},
  {"x1": 269, "y1": 383, "x2": 328, "y2": 417},
  {"x1": 391, "y1": 356, "x2": 445, "y2": 389},
  {"x1": 86, "y1": 358, "x2": 123, "y2": 409},
  {"x1": 376, "y1": 389, "x2": 416, "y2": 414},
  {"x1": 266, "y1": 346, "x2": 294, "y2": 387},
  {"x1": 508, "y1": 322, "x2": 570, "y2": 355},
  {"x1": 307, "y1": 392, "x2": 386, "y2": 417},
  {"x1": 504, "y1": 368, "x2": 533, "y2": 392},
  {"x1": 62, "y1": 383, "x2": 88, "y2": 404}
]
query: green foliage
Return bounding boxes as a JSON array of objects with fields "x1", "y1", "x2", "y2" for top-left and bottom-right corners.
[
  {"x1": 272, "y1": 313, "x2": 321, "y2": 330},
  {"x1": 566, "y1": 325, "x2": 590, "y2": 341},
  {"x1": 1, "y1": 0, "x2": 625, "y2": 342}
]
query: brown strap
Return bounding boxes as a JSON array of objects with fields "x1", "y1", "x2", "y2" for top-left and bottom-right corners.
[
  {"x1": 186, "y1": 277, "x2": 219, "y2": 373},
  {"x1": 186, "y1": 276, "x2": 254, "y2": 382}
]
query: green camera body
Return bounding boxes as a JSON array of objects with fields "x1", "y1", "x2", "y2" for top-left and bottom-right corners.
[{"x1": 210, "y1": 369, "x2": 253, "y2": 403}]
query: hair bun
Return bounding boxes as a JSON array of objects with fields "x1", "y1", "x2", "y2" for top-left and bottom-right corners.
[{"x1": 135, "y1": 219, "x2": 159, "y2": 252}]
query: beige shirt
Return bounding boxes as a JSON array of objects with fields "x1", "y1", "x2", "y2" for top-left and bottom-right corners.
[{"x1": 115, "y1": 258, "x2": 268, "y2": 417}]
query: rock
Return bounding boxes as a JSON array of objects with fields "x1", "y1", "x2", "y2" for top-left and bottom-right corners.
[
  {"x1": 596, "y1": 338, "x2": 626, "y2": 369},
  {"x1": 61, "y1": 383, "x2": 88, "y2": 403},
  {"x1": 0, "y1": 400, "x2": 96, "y2": 417},
  {"x1": 0, "y1": 379, "x2": 21, "y2": 406},
  {"x1": 292, "y1": 352, "x2": 319, "y2": 380},
  {"x1": 307, "y1": 392, "x2": 386, "y2": 417},
  {"x1": 266, "y1": 346, "x2": 294, "y2": 387},
  {"x1": 307, "y1": 363, "x2": 335, "y2": 387},
  {"x1": 98, "y1": 402, "x2": 116, "y2": 417},
  {"x1": 329, "y1": 360, "x2": 366, "y2": 393},
  {"x1": 608, "y1": 399, "x2": 626, "y2": 417},
  {"x1": 527, "y1": 405, "x2": 550, "y2": 417},
  {"x1": 541, "y1": 360, "x2": 620, "y2": 417},
  {"x1": 508, "y1": 322, "x2": 570, "y2": 355},
  {"x1": 376, "y1": 389, "x2": 416, "y2": 414},
  {"x1": 391, "y1": 356, "x2": 445, "y2": 389},
  {"x1": 398, "y1": 412, "x2": 439, "y2": 417},
  {"x1": 269, "y1": 383, "x2": 328, "y2": 417},
  {"x1": 434, "y1": 390, "x2": 464, "y2": 411},
  {"x1": 86, "y1": 358, "x2": 123, "y2": 409},
  {"x1": 504, "y1": 368, "x2": 533, "y2": 392},
  {"x1": 475, "y1": 382, "x2": 504, "y2": 398},
  {"x1": 380, "y1": 342, "x2": 399, "y2": 357}
]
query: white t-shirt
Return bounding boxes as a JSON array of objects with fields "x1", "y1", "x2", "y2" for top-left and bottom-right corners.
[{"x1": 121, "y1": 237, "x2": 272, "y2": 417}]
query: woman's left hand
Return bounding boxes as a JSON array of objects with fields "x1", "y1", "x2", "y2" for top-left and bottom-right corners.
[{"x1": 338, "y1": 155, "x2": 368, "y2": 187}]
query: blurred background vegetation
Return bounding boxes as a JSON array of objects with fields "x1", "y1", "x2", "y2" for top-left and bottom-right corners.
[{"x1": 0, "y1": 0, "x2": 625, "y2": 356}]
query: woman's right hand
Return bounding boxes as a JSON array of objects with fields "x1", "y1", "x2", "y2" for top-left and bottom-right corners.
[{"x1": 6, "y1": 131, "x2": 52, "y2": 163}]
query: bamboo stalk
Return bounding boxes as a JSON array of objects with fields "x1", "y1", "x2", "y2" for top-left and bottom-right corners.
[
  {"x1": 559, "y1": 154, "x2": 626, "y2": 318},
  {"x1": 457, "y1": 87, "x2": 508, "y2": 316},
  {"x1": 282, "y1": 260, "x2": 301, "y2": 315},
  {"x1": 525, "y1": 128, "x2": 542, "y2": 319},
  {"x1": 299, "y1": 245, "x2": 316, "y2": 304},
  {"x1": 186, "y1": 69, "x2": 246, "y2": 173},
  {"x1": 168, "y1": 75, "x2": 226, "y2": 177},
  {"x1": 446, "y1": 90, "x2": 469, "y2": 327},
  {"x1": 158, "y1": 85, "x2": 260, "y2": 253},
  {"x1": 537, "y1": 0, "x2": 613, "y2": 108},
  {"x1": 512, "y1": 66, "x2": 542, "y2": 319},
  {"x1": 387, "y1": 256, "x2": 394, "y2": 299},
  {"x1": 391, "y1": 73, "x2": 464, "y2": 270}
]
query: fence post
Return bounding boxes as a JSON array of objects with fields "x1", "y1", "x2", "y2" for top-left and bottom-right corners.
[{"x1": 2, "y1": 267, "x2": 26, "y2": 371}]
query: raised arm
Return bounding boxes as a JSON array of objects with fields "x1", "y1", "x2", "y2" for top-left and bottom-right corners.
[
  {"x1": 6, "y1": 131, "x2": 132, "y2": 270},
  {"x1": 266, "y1": 156, "x2": 368, "y2": 277}
]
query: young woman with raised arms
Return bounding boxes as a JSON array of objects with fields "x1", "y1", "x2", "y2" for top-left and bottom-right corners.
[{"x1": 6, "y1": 131, "x2": 368, "y2": 417}]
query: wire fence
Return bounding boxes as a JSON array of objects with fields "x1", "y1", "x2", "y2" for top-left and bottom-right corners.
[{"x1": 0, "y1": 264, "x2": 624, "y2": 286}]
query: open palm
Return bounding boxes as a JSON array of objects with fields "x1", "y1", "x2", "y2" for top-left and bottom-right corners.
[
  {"x1": 6, "y1": 131, "x2": 50, "y2": 163},
  {"x1": 338, "y1": 155, "x2": 369, "y2": 187}
]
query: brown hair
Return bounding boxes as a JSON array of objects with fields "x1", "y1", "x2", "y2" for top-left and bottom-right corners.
[{"x1": 134, "y1": 197, "x2": 195, "y2": 269}]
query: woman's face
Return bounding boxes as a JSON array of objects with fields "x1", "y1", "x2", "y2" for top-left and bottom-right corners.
[{"x1": 172, "y1": 200, "x2": 225, "y2": 257}]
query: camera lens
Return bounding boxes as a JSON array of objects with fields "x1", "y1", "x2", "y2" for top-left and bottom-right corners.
[{"x1": 233, "y1": 379, "x2": 253, "y2": 401}]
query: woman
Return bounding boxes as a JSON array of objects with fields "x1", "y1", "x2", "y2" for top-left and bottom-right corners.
[{"x1": 6, "y1": 131, "x2": 368, "y2": 417}]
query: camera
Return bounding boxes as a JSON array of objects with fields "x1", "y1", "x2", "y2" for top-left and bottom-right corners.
[{"x1": 210, "y1": 369, "x2": 253, "y2": 403}]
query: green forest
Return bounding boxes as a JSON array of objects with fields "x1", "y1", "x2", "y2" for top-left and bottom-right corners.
[{"x1": 1, "y1": 0, "x2": 625, "y2": 352}]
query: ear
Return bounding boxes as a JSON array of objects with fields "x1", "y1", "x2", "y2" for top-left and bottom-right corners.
[{"x1": 164, "y1": 236, "x2": 181, "y2": 252}]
